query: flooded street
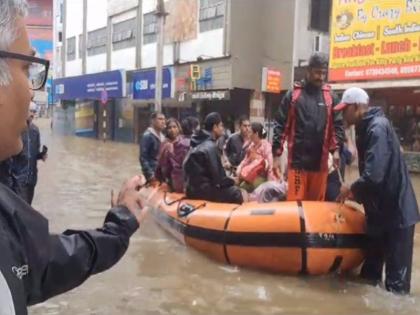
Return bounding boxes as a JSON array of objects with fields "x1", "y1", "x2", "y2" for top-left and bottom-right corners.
[{"x1": 29, "y1": 118, "x2": 420, "y2": 315}]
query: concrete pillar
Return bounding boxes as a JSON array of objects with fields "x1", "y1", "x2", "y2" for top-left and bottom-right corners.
[
  {"x1": 249, "y1": 90, "x2": 265, "y2": 124},
  {"x1": 82, "y1": 0, "x2": 87, "y2": 74},
  {"x1": 135, "y1": 0, "x2": 143, "y2": 69},
  {"x1": 62, "y1": 0, "x2": 67, "y2": 77},
  {"x1": 106, "y1": 16, "x2": 112, "y2": 71}
]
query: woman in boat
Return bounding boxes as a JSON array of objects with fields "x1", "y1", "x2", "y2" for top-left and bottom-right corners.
[
  {"x1": 236, "y1": 122, "x2": 279, "y2": 192},
  {"x1": 155, "y1": 118, "x2": 190, "y2": 193}
]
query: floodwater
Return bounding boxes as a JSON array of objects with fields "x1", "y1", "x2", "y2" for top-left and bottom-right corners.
[{"x1": 29, "y1": 118, "x2": 420, "y2": 315}]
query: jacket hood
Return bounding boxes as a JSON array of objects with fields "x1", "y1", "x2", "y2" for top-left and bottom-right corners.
[
  {"x1": 190, "y1": 129, "x2": 213, "y2": 148},
  {"x1": 146, "y1": 127, "x2": 165, "y2": 142},
  {"x1": 363, "y1": 107, "x2": 384, "y2": 121},
  {"x1": 358, "y1": 107, "x2": 384, "y2": 130}
]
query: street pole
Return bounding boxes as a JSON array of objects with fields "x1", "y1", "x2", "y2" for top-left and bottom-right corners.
[{"x1": 154, "y1": 0, "x2": 168, "y2": 113}]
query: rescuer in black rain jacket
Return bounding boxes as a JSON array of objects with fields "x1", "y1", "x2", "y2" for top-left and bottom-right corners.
[{"x1": 336, "y1": 87, "x2": 420, "y2": 295}]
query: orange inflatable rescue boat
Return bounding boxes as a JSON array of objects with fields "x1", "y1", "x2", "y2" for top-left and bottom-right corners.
[{"x1": 139, "y1": 186, "x2": 366, "y2": 275}]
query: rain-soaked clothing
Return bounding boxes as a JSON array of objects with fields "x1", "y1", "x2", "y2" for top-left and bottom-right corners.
[
  {"x1": 351, "y1": 107, "x2": 420, "y2": 294},
  {"x1": 155, "y1": 136, "x2": 190, "y2": 193},
  {"x1": 272, "y1": 81, "x2": 344, "y2": 201},
  {"x1": 184, "y1": 130, "x2": 243, "y2": 204},
  {"x1": 139, "y1": 127, "x2": 165, "y2": 181},
  {"x1": 0, "y1": 159, "x2": 18, "y2": 193},
  {"x1": 0, "y1": 183, "x2": 139, "y2": 314}
]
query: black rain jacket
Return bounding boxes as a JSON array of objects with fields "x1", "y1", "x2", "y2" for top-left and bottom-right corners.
[
  {"x1": 352, "y1": 107, "x2": 420, "y2": 235},
  {"x1": 183, "y1": 130, "x2": 237, "y2": 201},
  {"x1": 0, "y1": 183, "x2": 139, "y2": 314}
]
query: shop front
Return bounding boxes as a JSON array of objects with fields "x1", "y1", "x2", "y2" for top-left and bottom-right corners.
[
  {"x1": 131, "y1": 67, "x2": 192, "y2": 142},
  {"x1": 329, "y1": 0, "x2": 420, "y2": 171},
  {"x1": 175, "y1": 59, "x2": 251, "y2": 133},
  {"x1": 191, "y1": 89, "x2": 251, "y2": 133},
  {"x1": 53, "y1": 70, "x2": 126, "y2": 141}
]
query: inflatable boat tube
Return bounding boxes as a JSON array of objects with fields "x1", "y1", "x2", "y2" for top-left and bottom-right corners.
[{"x1": 139, "y1": 186, "x2": 366, "y2": 275}]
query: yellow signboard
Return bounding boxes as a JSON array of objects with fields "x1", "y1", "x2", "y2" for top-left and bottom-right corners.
[{"x1": 329, "y1": 0, "x2": 420, "y2": 82}]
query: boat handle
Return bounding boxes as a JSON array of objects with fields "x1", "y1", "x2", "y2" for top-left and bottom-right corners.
[
  {"x1": 177, "y1": 202, "x2": 206, "y2": 217},
  {"x1": 163, "y1": 191, "x2": 185, "y2": 206}
]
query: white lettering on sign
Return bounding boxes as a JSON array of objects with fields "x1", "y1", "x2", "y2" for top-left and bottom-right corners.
[
  {"x1": 191, "y1": 91, "x2": 228, "y2": 100},
  {"x1": 344, "y1": 70, "x2": 365, "y2": 77},
  {"x1": 135, "y1": 80, "x2": 148, "y2": 91},
  {"x1": 400, "y1": 65, "x2": 420, "y2": 74},
  {"x1": 352, "y1": 31, "x2": 375, "y2": 40},
  {"x1": 55, "y1": 84, "x2": 64, "y2": 95},
  {"x1": 335, "y1": 34, "x2": 351, "y2": 42}
]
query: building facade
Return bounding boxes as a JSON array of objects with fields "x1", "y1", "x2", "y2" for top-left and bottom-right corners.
[
  {"x1": 27, "y1": 0, "x2": 53, "y2": 113},
  {"x1": 54, "y1": 0, "x2": 331, "y2": 142},
  {"x1": 328, "y1": 0, "x2": 420, "y2": 170}
]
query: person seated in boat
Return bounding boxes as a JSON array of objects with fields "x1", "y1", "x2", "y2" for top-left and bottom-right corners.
[
  {"x1": 223, "y1": 116, "x2": 251, "y2": 172},
  {"x1": 183, "y1": 112, "x2": 244, "y2": 204},
  {"x1": 249, "y1": 180, "x2": 288, "y2": 203},
  {"x1": 182, "y1": 116, "x2": 200, "y2": 137},
  {"x1": 236, "y1": 122, "x2": 279, "y2": 192},
  {"x1": 155, "y1": 118, "x2": 190, "y2": 193}
]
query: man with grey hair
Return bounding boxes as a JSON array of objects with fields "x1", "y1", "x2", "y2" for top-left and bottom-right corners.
[
  {"x1": 336, "y1": 87, "x2": 419, "y2": 294},
  {"x1": 0, "y1": 1, "x2": 147, "y2": 313}
]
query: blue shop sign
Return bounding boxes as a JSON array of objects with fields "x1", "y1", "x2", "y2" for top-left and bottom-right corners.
[
  {"x1": 133, "y1": 67, "x2": 173, "y2": 100},
  {"x1": 53, "y1": 70, "x2": 126, "y2": 101}
]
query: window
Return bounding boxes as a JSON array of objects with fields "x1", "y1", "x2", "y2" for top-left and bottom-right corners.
[
  {"x1": 87, "y1": 27, "x2": 107, "y2": 56},
  {"x1": 313, "y1": 35, "x2": 321, "y2": 52},
  {"x1": 66, "y1": 37, "x2": 75, "y2": 61},
  {"x1": 113, "y1": 18, "x2": 137, "y2": 51},
  {"x1": 199, "y1": 0, "x2": 225, "y2": 33},
  {"x1": 143, "y1": 12, "x2": 157, "y2": 44},
  {"x1": 310, "y1": 0, "x2": 331, "y2": 33}
]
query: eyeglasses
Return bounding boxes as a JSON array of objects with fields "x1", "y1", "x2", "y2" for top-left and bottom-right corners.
[{"x1": 0, "y1": 50, "x2": 50, "y2": 90}]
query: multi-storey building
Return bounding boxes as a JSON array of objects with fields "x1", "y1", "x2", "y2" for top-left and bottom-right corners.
[{"x1": 53, "y1": 0, "x2": 331, "y2": 142}]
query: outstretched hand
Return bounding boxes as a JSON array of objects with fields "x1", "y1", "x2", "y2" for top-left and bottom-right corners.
[{"x1": 111, "y1": 175, "x2": 148, "y2": 224}]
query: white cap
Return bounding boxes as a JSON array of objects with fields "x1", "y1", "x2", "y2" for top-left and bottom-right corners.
[
  {"x1": 29, "y1": 102, "x2": 37, "y2": 112},
  {"x1": 334, "y1": 87, "x2": 369, "y2": 111}
]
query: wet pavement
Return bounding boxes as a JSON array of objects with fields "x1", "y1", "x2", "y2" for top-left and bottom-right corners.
[{"x1": 29, "y1": 118, "x2": 420, "y2": 315}]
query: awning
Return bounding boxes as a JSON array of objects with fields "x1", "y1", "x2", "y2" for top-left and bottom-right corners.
[{"x1": 53, "y1": 70, "x2": 126, "y2": 101}]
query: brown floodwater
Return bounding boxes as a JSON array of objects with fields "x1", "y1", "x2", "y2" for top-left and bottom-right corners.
[{"x1": 29, "y1": 118, "x2": 420, "y2": 315}]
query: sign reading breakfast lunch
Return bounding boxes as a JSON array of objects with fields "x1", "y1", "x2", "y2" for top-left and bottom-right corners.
[{"x1": 329, "y1": 0, "x2": 420, "y2": 81}]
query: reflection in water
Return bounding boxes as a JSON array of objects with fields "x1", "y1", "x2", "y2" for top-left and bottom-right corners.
[{"x1": 29, "y1": 119, "x2": 420, "y2": 315}]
